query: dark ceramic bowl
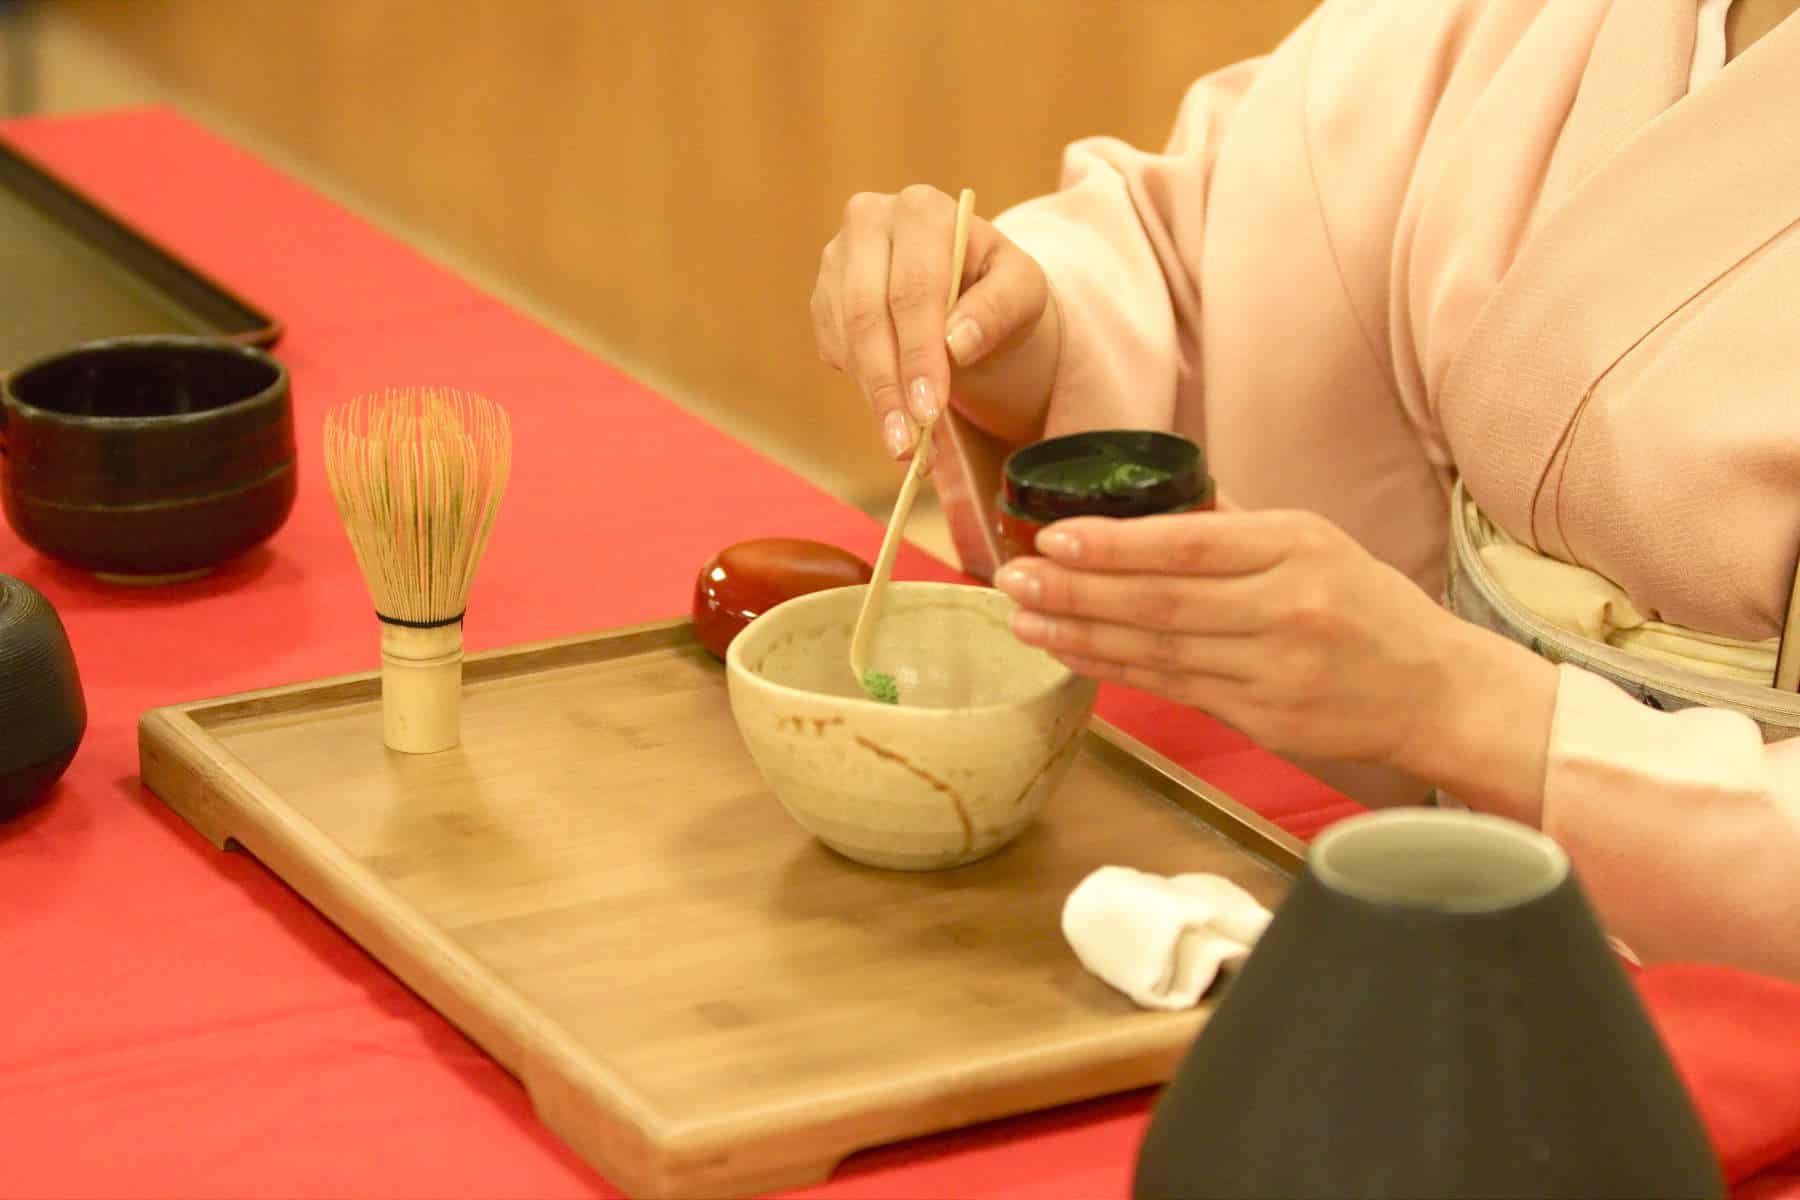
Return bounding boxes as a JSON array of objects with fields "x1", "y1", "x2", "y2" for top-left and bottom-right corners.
[
  {"x1": 996, "y1": 430, "x2": 1213, "y2": 562},
  {"x1": 692, "y1": 538, "x2": 874, "y2": 659},
  {"x1": 0, "y1": 336, "x2": 296, "y2": 583},
  {"x1": 0, "y1": 574, "x2": 86, "y2": 821}
]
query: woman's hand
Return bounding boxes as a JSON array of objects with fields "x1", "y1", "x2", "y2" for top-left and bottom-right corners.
[
  {"x1": 993, "y1": 509, "x2": 1559, "y2": 815},
  {"x1": 810, "y1": 185, "x2": 1062, "y2": 460}
]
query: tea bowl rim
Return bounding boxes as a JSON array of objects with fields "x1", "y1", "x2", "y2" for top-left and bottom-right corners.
[
  {"x1": 724, "y1": 579, "x2": 1087, "y2": 716},
  {"x1": 2, "y1": 334, "x2": 289, "y2": 430}
]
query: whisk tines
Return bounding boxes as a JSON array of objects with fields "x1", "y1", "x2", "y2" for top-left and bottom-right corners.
[
  {"x1": 323, "y1": 387, "x2": 513, "y2": 627},
  {"x1": 320, "y1": 386, "x2": 512, "y2": 756}
]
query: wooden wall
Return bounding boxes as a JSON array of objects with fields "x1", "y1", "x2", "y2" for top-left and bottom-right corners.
[{"x1": 45, "y1": 0, "x2": 1317, "y2": 507}]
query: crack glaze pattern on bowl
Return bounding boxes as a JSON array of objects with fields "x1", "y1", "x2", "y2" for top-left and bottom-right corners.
[{"x1": 726, "y1": 582, "x2": 1098, "y2": 870}]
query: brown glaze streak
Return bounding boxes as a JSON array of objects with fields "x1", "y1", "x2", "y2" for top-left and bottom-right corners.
[
  {"x1": 852, "y1": 736, "x2": 974, "y2": 855},
  {"x1": 1009, "y1": 722, "x2": 1087, "y2": 813},
  {"x1": 776, "y1": 716, "x2": 845, "y2": 736}
]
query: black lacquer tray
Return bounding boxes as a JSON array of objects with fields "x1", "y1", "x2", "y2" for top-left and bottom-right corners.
[{"x1": 1, "y1": 138, "x2": 280, "y2": 374}]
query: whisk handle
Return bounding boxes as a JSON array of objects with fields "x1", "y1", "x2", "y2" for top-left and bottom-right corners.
[{"x1": 380, "y1": 620, "x2": 463, "y2": 753}]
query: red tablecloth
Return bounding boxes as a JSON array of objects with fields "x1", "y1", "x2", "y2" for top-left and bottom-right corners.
[{"x1": 0, "y1": 108, "x2": 1793, "y2": 1200}]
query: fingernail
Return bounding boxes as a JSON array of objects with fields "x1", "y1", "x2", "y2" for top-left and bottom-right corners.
[
  {"x1": 1012, "y1": 611, "x2": 1051, "y2": 642},
  {"x1": 994, "y1": 564, "x2": 1040, "y2": 602},
  {"x1": 909, "y1": 377, "x2": 940, "y2": 423},
  {"x1": 1037, "y1": 529, "x2": 1079, "y2": 559},
  {"x1": 946, "y1": 317, "x2": 982, "y2": 366},
  {"x1": 882, "y1": 410, "x2": 914, "y2": 458}
]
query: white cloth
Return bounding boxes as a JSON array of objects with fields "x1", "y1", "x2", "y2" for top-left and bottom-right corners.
[{"x1": 1061, "y1": 867, "x2": 1273, "y2": 1011}]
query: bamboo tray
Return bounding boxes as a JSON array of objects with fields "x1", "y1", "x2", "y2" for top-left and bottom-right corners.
[{"x1": 138, "y1": 619, "x2": 1302, "y2": 1199}]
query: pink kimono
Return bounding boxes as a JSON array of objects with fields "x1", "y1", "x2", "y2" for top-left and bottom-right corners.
[{"x1": 938, "y1": 0, "x2": 1800, "y2": 978}]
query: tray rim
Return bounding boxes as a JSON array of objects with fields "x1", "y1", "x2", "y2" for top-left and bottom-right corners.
[
  {"x1": 0, "y1": 134, "x2": 283, "y2": 373},
  {"x1": 149, "y1": 616, "x2": 1307, "y2": 872},
  {"x1": 138, "y1": 615, "x2": 1306, "y2": 1196}
]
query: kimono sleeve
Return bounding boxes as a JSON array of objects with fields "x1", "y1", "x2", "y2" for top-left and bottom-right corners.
[
  {"x1": 985, "y1": 0, "x2": 1493, "y2": 440},
  {"x1": 988, "y1": 52, "x2": 1264, "y2": 437},
  {"x1": 1542, "y1": 665, "x2": 1800, "y2": 980}
]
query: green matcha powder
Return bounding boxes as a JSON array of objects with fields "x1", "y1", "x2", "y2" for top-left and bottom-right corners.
[{"x1": 861, "y1": 671, "x2": 899, "y2": 704}]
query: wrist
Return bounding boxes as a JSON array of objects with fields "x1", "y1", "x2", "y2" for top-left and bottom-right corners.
[{"x1": 1391, "y1": 615, "x2": 1559, "y2": 826}]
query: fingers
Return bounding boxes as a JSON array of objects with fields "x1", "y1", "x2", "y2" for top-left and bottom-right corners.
[
  {"x1": 813, "y1": 185, "x2": 1061, "y2": 464},
  {"x1": 1045, "y1": 651, "x2": 1195, "y2": 699},
  {"x1": 1035, "y1": 509, "x2": 1336, "y2": 577},
  {"x1": 1007, "y1": 606, "x2": 1263, "y2": 683},
  {"x1": 811, "y1": 237, "x2": 845, "y2": 368},
  {"x1": 837, "y1": 192, "x2": 914, "y2": 458},
  {"x1": 888, "y1": 185, "x2": 957, "y2": 426},
  {"x1": 945, "y1": 232, "x2": 1049, "y2": 368},
  {"x1": 993, "y1": 558, "x2": 1278, "y2": 636}
]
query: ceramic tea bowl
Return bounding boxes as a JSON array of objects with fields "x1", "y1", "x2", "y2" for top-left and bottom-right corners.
[
  {"x1": 726, "y1": 581, "x2": 1098, "y2": 871},
  {"x1": 1, "y1": 336, "x2": 296, "y2": 583}
]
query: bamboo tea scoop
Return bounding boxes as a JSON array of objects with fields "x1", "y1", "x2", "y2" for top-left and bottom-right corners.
[{"x1": 849, "y1": 187, "x2": 976, "y2": 703}]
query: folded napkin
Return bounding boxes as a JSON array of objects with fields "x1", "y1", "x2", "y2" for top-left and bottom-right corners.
[{"x1": 1061, "y1": 867, "x2": 1272, "y2": 1010}]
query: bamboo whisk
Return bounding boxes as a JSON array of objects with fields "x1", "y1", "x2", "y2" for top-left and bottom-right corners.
[{"x1": 323, "y1": 387, "x2": 513, "y2": 753}]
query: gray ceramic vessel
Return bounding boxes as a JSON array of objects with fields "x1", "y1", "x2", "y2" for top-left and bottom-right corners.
[{"x1": 1133, "y1": 809, "x2": 1724, "y2": 1200}]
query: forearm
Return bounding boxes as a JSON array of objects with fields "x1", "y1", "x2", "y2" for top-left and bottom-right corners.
[
  {"x1": 1393, "y1": 619, "x2": 1800, "y2": 976},
  {"x1": 989, "y1": 188, "x2": 1183, "y2": 441},
  {"x1": 1539, "y1": 667, "x2": 1800, "y2": 977},
  {"x1": 1391, "y1": 614, "x2": 1559, "y2": 824}
]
